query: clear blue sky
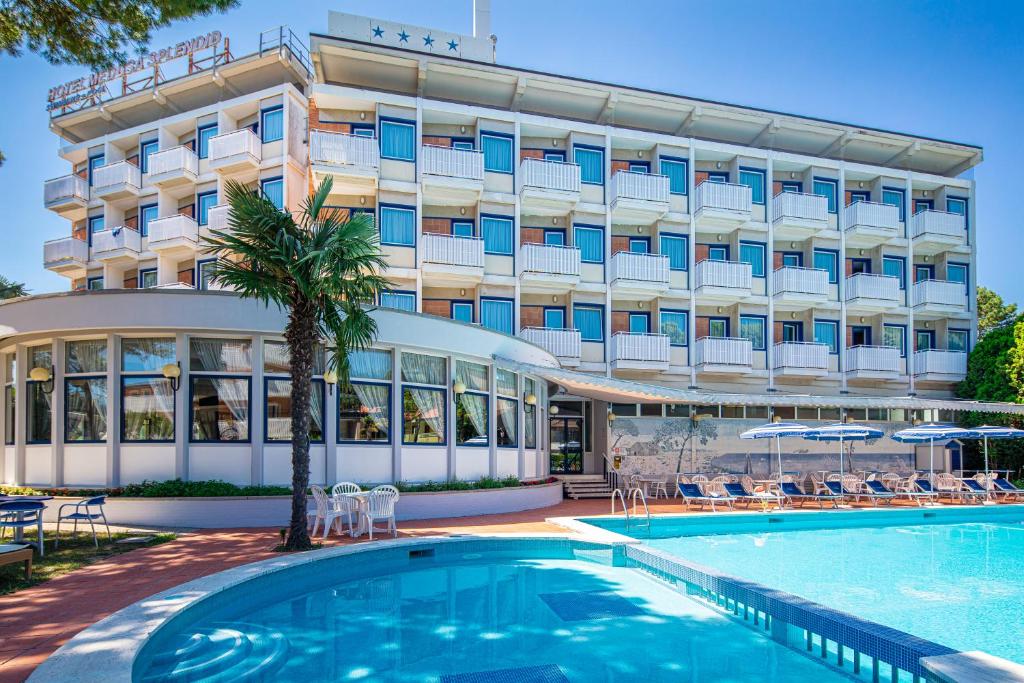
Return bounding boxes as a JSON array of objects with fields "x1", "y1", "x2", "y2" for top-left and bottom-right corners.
[{"x1": 1, "y1": 0, "x2": 1021, "y2": 304}]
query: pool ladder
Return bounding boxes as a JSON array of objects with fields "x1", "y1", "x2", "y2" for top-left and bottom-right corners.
[{"x1": 611, "y1": 487, "x2": 650, "y2": 529}]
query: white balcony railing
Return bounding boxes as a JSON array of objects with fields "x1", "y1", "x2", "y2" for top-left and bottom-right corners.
[
  {"x1": 846, "y1": 346, "x2": 900, "y2": 373},
  {"x1": 420, "y1": 145, "x2": 484, "y2": 180},
  {"x1": 772, "y1": 266, "x2": 829, "y2": 297},
  {"x1": 911, "y1": 210, "x2": 966, "y2": 240},
  {"x1": 772, "y1": 342, "x2": 829, "y2": 371},
  {"x1": 92, "y1": 161, "x2": 141, "y2": 191},
  {"x1": 610, "y1": 252, "x2": 670, "y2": 284},
  {"x1": 845, "y1": 273, "x2": 900, "y2": 302},
  {"x1": 92, "y1": 227, "x2": 141, "y2": 256},
  {"x1": 519, "y1": 327, "x2": 581, "y2": 360},
  {"x1": 844, "y1": 201, "x2": 900, "y2": 233},
  {"x1": 43, "y1": 174, "x2": 89, "y2": 206},
  {"x1": 610, "y1": 171, "x2": 670, "y2": 203},
  {"x1": 520, "y1": 243, "x2": 580, "y2": 276},
  {"x1": 43, "y1": 237, "x2": 88, "y2": 266},
  {"x1": 146, "y1": 146, "x2": 199, "y2": 178},
  {"x1": 148, "y1": 214, "x2": 199, "y2": 248},
  {"x1": 310, "y1": 130, "x2": 380, "y2": 169},
  {"x1": 209, "y1": 129, "x2": 262, "y2": 164},
  {"x1": 421, "y1": 233, "x2": 485, "y2": 268},
  {"x1": 694, "y1": 259, "x2": 753, "y2": 290},
  {"x1": 694, "y1": 181, "x2": 752, "y2": 213},
  {"x1": 913, "y1": 350, "x2": 967, "y2": 376},
  {"x1": 773, "y1": 191, "x2": 828, "y2": 223},
  {"x1": 611, "y1": 332, "x2": 670, "y2": 363},
  {"x1": 912, "y1": 280, "x2": 967, "y2": 308},
  {"x1": 695, "y1": 337, "x2": 753, "y2": 367},
  {"x1": 206, "y1": 204, "x2": 230, "y2": 233},
  {"x1": 520, "y1": 158, "x2": 580, "y2": 193}
]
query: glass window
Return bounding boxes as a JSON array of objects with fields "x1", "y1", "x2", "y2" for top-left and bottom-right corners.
[
  {"x1": 497, "y1": 397, "x2": 517, "y2": 447},
  {"x1": 261, "y1": 106, "x2": 284, "y2": 143},
  {"x1": 197, "y1": 192, "x2": 218, "y2": 226},
  {"x1": 261, "y1": 178, "x2": 283, "y2": 210},
  {"x1": 452, "y1": 302, "x2": 473, "y2": 323},
  {"x1": 197, "y1": 260, "x2": 217, "y2": 291},
  {"x1": 350, "y1": 349, "x2": 392, "y2": 381},
  {"x1": 456, "y1": 393, "x2": 488, "y2": 446},
  {"x1": 456, "y1": 360, "x2": 489, "y2": 393},
  {"x1": 812, "y1": 178, "x2": 838, "y2": 213},
  {"x1": 197, "y1": 124, "x2": 218, "y2": 159},
  {"x1": 573, "y1": 305, "x2": 604, "y2": 342},
  {"x1": 740, "y1": 243, "x2": 765, "y2": 277},
  {"x1": 380, "y1": 291, "x2": 416, "y2": 311},
  {"x1": 66, "y1": 340, "x2": 107, "y2": 374},
  {"x1": 629, "y1": 238, "x2": 649, "y2": 254},
  {"x1": 265, "y1": 378, "x2": 324, "y2": 442},
  {"x1": 88, "y1": 154, "x2": 105, "y2": 185},
  {"x1": 882, "y1": 189, "x2": 905, "y2": 222},
  {"x1": 401, "y1": 353, "x2": 445, "y2": 385},
  {"x1": 189, "y1": 338, "x2": 252, "y2": 372},
  {"x1": 882, "y1": 257, "x2": 904, "y2": 289},
  {"x1": 660, "y1": 158, "x2": 687, "y2": 195},
  {"x1": 380, "y1": 120, "x2": 415, "y2": 161},
  {"x1": 122, "y1": 338, "x2": 175, "y2": 371},
  {"x1": 139, "y1": 205, "x2": 158, "y2": 237},
  {"x1": 380, "y1": 206, "x2": 415, "y2": 246},
  {"x1": 451, "y1": 140, "x2": 474, "y2": 151},
  {"x1": 480, "y1": 299, "x2": 513, "y2": 334},
  {"x1": 813, "y1": 250, "x2": 838, "y2": 283},
  {"x1": 481, "y1": 133, "x2": 513, "y2": 173},
  {"x1": 4, "y1": 384, "x2": 15, "y2": 446},
  {"x1": 544, "y1": 230, "x2": 565, "y2": 246},
  {"x1": 946, "y1": 197, "x2": 967, "y2": 229},
  {"x1": 739, "y1": 316, "x2": 765, "y2": 350},
  {"x1": 574, "y1": 226, "x2": 604, "y2": 263},
  {"x1": 497, "y1": 368, "x2": 518, "y2": 396},
  {"x1": 611, "y1": 403, "x2": 638, "y2": 417},
  {"x1": 190, "y1": 377, "x2": 249, "y2": 441},
  {"x1": 452, "y1": 221, "x2": 474, "y2": 238},
  {"x1": 544, "y1": 308, "x2": 564, "y2": 329},
  {"x1": 87, "y1": 277, "x2": 104, "y2": 291},
  {"x1": 948, "y1": 330, "x2": 969, "y2": 352},
  {"x1": 660, "y1": 234, "x2": 687, "y2": 270},
  {"x1": 140, "y1": 270, "x2": 157, "y2": 288},
  {"x1": 482, "y1": 216, "x2": 513, "y2": 255},
  {"x1": 89, "y1": 215, "x2": 105, "y2": 236},
  {"x1": 403, "y1": 387, "x2": 446, "y2": 444},
  {"x1": 739, "y1": 169, "x2": 765, "y2": 204},
  {"x1": 338, "y1": 382, "x2": 389, "y2": 442},
  {"x1": 263, "y1": 340, "x2": 325, "y2": 376},
  {"x1": 947, "y1": 263, "x2": 968, "y2": 284},
  {"x1": 27, "y1": 381, "x2": 52, "y2": 443},
  {"x1": 64, "y1": 377, "x2": 107, "y2": 442},
  {"x1": 140, "y1": 140, "x2": 159, "y2": 174},
  {"x1": 524, "y1": 399, "x2": 536, "y2": 449},
  {"x1": 629, "y1": 313, "x2": 649, "y2": 334},
  {"x1": 574, "y1": 146, "x2": 604, "y2": 185},
  {"x1": 708, "y1": 319, "x2": 728, "y2": 338},
  {"x1": 660, "y1": 311, "x2": 688, "y2": 346},
  {"x1": 122, "y1": 376, "x2": 174, "y2": 442},
  {"x1": 883, "y1": 325, "x2": 906, "y2": 357}
]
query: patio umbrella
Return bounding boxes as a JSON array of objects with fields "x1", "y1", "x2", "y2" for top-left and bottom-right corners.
[
  {"x1": 964, "y1": 426, "x2": 1024, "y2": 499},
  {"x1": 740, "y1": 423, "x2": 808, "y2": 479},
  {"x1": 801, "y1": 423, "x2": 883, "y2": 478},
  {"x1": 890, "y1": 424, "x2": 981, "y2": 486}
]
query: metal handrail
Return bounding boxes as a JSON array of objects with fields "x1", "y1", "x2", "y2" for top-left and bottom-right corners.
[
  {"x1": 630, "y1": 487, "x2": 651, "y2": 527},
  {"x1": 259, "y1": 26, "x2": 312, "y2": 76}
]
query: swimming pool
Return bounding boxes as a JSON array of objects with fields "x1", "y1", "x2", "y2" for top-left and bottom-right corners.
[{"x1": 582, "y1": 506, "x2": 1024, "y2": 666}]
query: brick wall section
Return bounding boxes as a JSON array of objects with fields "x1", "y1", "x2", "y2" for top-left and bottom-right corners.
[
  {"x1": 179, "y1": 204, "x2": 195, "y2": 219},
  {"x1": 125, "y1": 155, "x2": 139, "y2": 167},
  {"x1": 611, "y1": 160, "x2": 630, "y2": 175},
  {"x1": 72, "y1": 222, "x2": 87, "y2": 241},
  {"x1": 774, "y1": 321, "x2": 784, "y2": 342},
  {"x1": 772, "y1": 181, "x2": 784, "y2": 196},
  {"x1": 124, "y1": 215, "x2": 138, "y2": 230},
  {"x1": 422, "y1": 299, "x2": 450, "y2": 318},
  {"x1": 845, "y1": 259, "x2": 855, "y2": 277},
  {"x1": 308, "y1": 99, "x2": 352, "y2": 135},
  {"x1": 423, "y1": 218, "x2": 451, "y2": 235},
  {"x1": 178, "y1": 268, "x2": 194, "y2": 286},
  {"x1": 846, "y1": 326, "x2": 854, "y2": 348},
  {"x1": 123, "y1": 274, "x2": 137, "y2": 289},
  {"x1": 611, "y1": 236, "x2": 630, "y2": 255},
  {"x1": 695, "y1": 317, "x2": 710, "y2": 338},
  {"x1": 521, "y1": 227, "x2": 544, "y2": 245},
  {"x1": 521, "y1": 306, "x2": 544, "y2": 328},
  {"x1": 520, "y1": 149, "x2": 544, "y2": 161},
  {"x1": 844, "y1": 190, "x2": 854, "y2": 206},
  {"x1": 695, "y1": 244, "x2": 710, "y2": 262},
  {"x1": 695, "y1": 171, "x2": 710, "y2": 186},
  {"x1": 773, "y1": 251, "x2": 785, "y2": 270},
  {"x1": 423, "y1": 136, "x2": 452, "y2": 147},
  {"x1": 611, "y1": 311, "x2": 630, "y2": 334}
]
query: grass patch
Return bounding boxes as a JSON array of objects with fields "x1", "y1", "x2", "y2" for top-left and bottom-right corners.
[{"x1": 0, "y1": 531, "x2": 176, "y2": 596}]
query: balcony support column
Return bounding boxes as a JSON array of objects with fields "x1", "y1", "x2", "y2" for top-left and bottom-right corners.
[
  {"x1": 156, "y1": 254, "x2": 177, "y2": 286},
  {"x1": 603, "y1": 130, "x2": 613, "y2": 378},
  {"x1": 514, "y1": 117, "x2": 523, "y2": 335},
  {"x1": 51, "y1": 339, "x2": 65, "y2": 487},
  {"x1": 906, "y1": 173, "x2": 916, "y2": 395},
  {"x1": 687, "y1": 143, "x2": 697, "y2": 388},
  {"x1": 766, "y1": 155, "x2": 776, "y2": 392},
  {"x1": 838, "y1": 165, "x2": 848, "y2": 393}
]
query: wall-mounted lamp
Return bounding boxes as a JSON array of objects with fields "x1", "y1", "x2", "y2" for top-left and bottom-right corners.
[
  {"x1": 359, "y1": 196, "x2": 366, "y2": 205},
  {"x1": 637, "y1": 302, "x2": 644, "y2": 310},
  {"x1": 460, "y1": 207, "x2": 466, "y2": 215},
  {"x1": 551, "y1": 139, "x2": 559, "y2": 147},
  {"x1": 923, "y1": 190, "x2": 930, "y2": 197},
  {"x1": 551, "y1": 295, "x2": 558, "y2": 303},
  {"x1": 923, "y1": 255, "x2": 930, "y2": 263},
  {"x1": 29, "y1": 365, "x2": 55, "y2": 394},
  {"x1": 460, "y1": 125, "x2": 467, "y2": 134},
  {"x1": 859, "y1": 249, "x2": 865, "y2": 256},
  {"x1": 859, "y1": 317, "x2": 866, "y2": 324},
  {"x1": 924, "y1": 321, "x2": 931, "y2": 329},
  {"x1": 524, "y1": 393, "x2": 537, "y2": 405},
  {"x1": 858, "y1": 182, "x2": 864, "y2": 189},
  {"x1": 359, "y1": 111, "x2": 366, "y2": 121},
  {"x1": 790, "y1": 312, "x2": 797, "y2": 320},
  {"x1": 717, "y1": 306, "x2": 724, "y2": 314},
  {"x1": 552, "y1": 217, "x2": 558, "y2": 225},
  {"x1": 161, "y1": 362, "x2": 181, "y2": 393},
  {"x1": 323, "y1": 369, "x2": 338, "y2": 394},
  {"x1": 453, "y1": 380, "x2": 467, "y2": 396},
  {"x1": 790, "y1": 241, "x2": 797, "y2": 249},
  {"x1": 459, "y1": 288, "x2": 466, "y2": 297},
  {"x1": 636, "y1": 226, "x2": 642, "y2": 234},
  {"x1": 717, "y1": 234, "x2": 725, "y2": 242},
  {"x1": 607, "y1": 411, "x2": 617, "y2": 423},
  {"x1": 716, "y1": 161, "x2": 722, "y2": 169},
  {"x1": 548, "y1": 405, "x2": 559, "y2": 416},
  {"x1": 789, "y1": 172, "x2": 795, "y2": 179}
]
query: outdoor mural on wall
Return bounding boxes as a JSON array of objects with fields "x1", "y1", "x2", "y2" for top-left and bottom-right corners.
[{"x1": 610, "y1": 417, "x2": 917, "y2": 476}]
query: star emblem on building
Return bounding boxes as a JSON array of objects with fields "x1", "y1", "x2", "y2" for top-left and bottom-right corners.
[
  {"x1": 372, "y1": 25, "x2": 384, "y2": 38},
  {"x1": 423, "y1": 34, "x2": 435, "y2": 47},
  {"x1": 398, "y1": 30, "x2": 410, "y2": 43},
  {"x1": 447, "y1": 39, "x2": 459, "y2": 51}
]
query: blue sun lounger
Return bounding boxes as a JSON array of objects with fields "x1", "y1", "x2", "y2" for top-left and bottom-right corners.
[
  {"x1": 677, "y1": 482, "x2": 733, "y2": 512},
  {"x1": 960, "y1": 478, "x2": 993, "y2": 502},
  {"x1": 723, "y1": 482, "x2": 784, "y2": 510},
  {"x1": 779, "y1": 481, "x2": 840, "y2": 509},
  {"x1": 992, "y1": 477, "x2": 1024, "y2": 501},
  {"x1": 865, "y1": 478, "x2": 936, "y2": 506}
]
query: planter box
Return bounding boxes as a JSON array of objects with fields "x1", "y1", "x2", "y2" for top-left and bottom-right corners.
[{"x1": 39, "y1": 481, "x2": 563, "y2": 529}]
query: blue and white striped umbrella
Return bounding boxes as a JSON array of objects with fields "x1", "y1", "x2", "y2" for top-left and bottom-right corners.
[
  {"x1": 802, "y1": 423, "x2": 884, "y2": 475},
  {"x1": 740, "y1": 423, "x2": 809, "y2": 477},
  {"x1": 965, "y1": 426, "x2": 1024, "y2": 495},
  {"x1": 891, "y1": 423, "x2": 980, "y2": 484}
]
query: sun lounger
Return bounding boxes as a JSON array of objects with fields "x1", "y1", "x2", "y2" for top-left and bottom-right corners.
[
  {"x1": 959, "y1": 478, "x2": 993, "y2": 502},
  {"x1": 865, "y1": 478, "x2": 936, "y2": 506},
  {"x1": 723, "y1": 482, "x2": 784, "y2": 510},
  {"x1": 779, "y1": 481, "x2": 840, "y2": 509},
  {"x1": 992, "y1": 477, "x2": 1024, "y2": 501},
  {"x1": 677, "y1": 482, "x2": 733, "y2": 512}
]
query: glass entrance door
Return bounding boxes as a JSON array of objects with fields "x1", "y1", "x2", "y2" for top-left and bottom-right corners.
[{"x1": 550, "y1": 417, "x2": 583, "y2": 474}]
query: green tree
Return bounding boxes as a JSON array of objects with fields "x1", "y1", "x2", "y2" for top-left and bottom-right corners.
[
  {"x1": 652, "y1": 416, "x2": 719, "y2": 474},
  {"x1": 0, "y1": 275, "x2": 28, "y2": 300},
  {"x1": 204, "y1": 177, "x2": 389, "y2": 550},
  {"x1": 977, "y1": 286, "x2": 1018, "y2": 338}
]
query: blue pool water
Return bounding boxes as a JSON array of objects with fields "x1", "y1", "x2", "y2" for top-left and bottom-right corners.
[
  {"x1": 136, "y1": 541, "x2": 846, "y2": 682},
  {"x1": 585, "y1": 508, "x2": 1024, "y2": 665}
]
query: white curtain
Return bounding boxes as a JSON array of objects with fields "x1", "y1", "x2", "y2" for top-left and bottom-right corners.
[
  {"x1": 407, "y1": 388, "x2": 445, "y2": 439},
  {"x1": 217, "y1": 378, "x2": 249, "y2": 440},
  {"x1": 124, "y1": 378, "x2": 173, "y2": 440},
  {"x1": 122, "y1": 338, "x2": 175, "y2": 372},
  {"x1": 456, "y1": 361, "x2": 488, "y2": 393},
  {"x1": 402, "y1": 353, "x2": 445, "y2": 385},
  {"x1": 352, "y1": 383, "x2": 389, "y2": 435},
  {"x1": 66, "y1": 340, "x2": 107, "y2": 374},
  {"x1": 458, "y1": 393, "x2": 487, "y2": 443},
  {"x1": 497, "y1": 398, "x2": 517, "y2": 446},
  {"x1": 350, "y1": 350, "x2": 391, "y2": 381},
  {"x1": 191, "y1": 338, "x2": 251, "y2": 372}
]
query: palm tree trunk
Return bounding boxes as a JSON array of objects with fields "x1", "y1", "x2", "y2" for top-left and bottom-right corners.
[{"x1": 284, "y1": 297, "x2": 317, "y2": 550}]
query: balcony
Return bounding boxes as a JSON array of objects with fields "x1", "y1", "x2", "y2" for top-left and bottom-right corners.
[
  {"x1": 519, "y1": 327, "x2": 581, "y2": 367},
  {"x1": 772, "y1": 266, "x2": 830, "y2": 308},
  {"x1": 147, "y1": 215, "x2": 199, "y2": 254},
  {"x1": 209, "y1": 129, "x2": 262, "y2": 175},
  {"x1": 694, "y1": 337, "x2": 753, "y2": 374},
  {"x1": 845, "y1": 346, "x2": 901, "y2": 381},
  {"x1": 844, "y1": 201, "x2": 900, "y2": 247},
  {"x1": 43, "y1": 174, "x2": 89, "y2": 216},
  {"x1": 420, "y1": 233, "x2": 485, "y2": 285},
  {"x1": 309, "y1": 131, "x2": 380, "y2": 194},
  {"x1": 772, "y1": 342, "x2": 829, "y2": 377},
  {"x1": 146, "y1": 146, "x2": 199, "y2": 188},
  {"x1": 518, "y1": 158, "x2": 580, "y2": 215},
  {"x1": 911, "y1": 210, "x2": 967, "y2": 255},
  {"x1": 519, "y1": 243, "x2": 580, "y2": 294},
  {"x1": 206, "y1": 204, "x2": 230, "y2": 234},
  {"x1": 609, "y1": 171, "x2": 670, "y2": 224},
  {"x1": 420, "y1": 145, "x2": 484, "y2": 204},
  {"x1": 845, "y1": 273, "x2": 901, "y2": 311},
  {"x1": 912, "y1": 279, "x2": 968, "y2": 317},
  {"x1": 609, "y1": 252, "x2": 670, "y2": 299},
  {"x1": 693, "y1": 260, "x2": 752, "y2": 300},
  {"x1": 694, "y1": 182, "x2": 752, "y2": 229},
  {"x1": 43, "y1": 236, "x2": 88, "y2": 275},
  {"x1": 91, "y1": 161, "x2": 142, "y2": 202},
  {"x1": 91, "y1": 227, "x2": 141, "y2": 263},
  {"x1": 913, "y1": 350, "x2": 967, "y2": 382},
  {"x1": 611, "y1": 332, "x2": 670, "y2": 371},
  {"x1": 772, "y1": 192, "x2": 829, "y2": 240}
]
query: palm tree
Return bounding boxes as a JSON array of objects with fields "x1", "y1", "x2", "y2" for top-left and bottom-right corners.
[
  {"x1": 204, "y1": 177, "x2": 389, "y2": 550},
  {"x1": 0, "y1": 276, "x2": 28, "y2": 300}
]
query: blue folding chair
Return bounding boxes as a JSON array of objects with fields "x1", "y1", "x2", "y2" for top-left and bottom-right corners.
[
  {"x1": 0, "y1": 501, "x2": 46, "y2": 556},
  {"x1": 55, "y1": 495, "x2": 111, "y2": 548}
]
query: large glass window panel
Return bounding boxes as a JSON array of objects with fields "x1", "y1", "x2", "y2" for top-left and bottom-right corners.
[
  {"x1": 882, "y1": 257, "x2": 904, "y2": 288},
  {"x1": 190, "y1": 377, "x2": 250, "y2": 442},
  {"x1": 26, "y1": 381, "x2": 52, "y2": 443},
  {"x1": 380, "y1": 120, "x2": 415, "y2": 161},
  {"x1": 739, "y1": 316, "x2": 766, "y2": 350},
  {"x1": 261, "y1": 106, "x2": 284, "y2": 143},
  {"x1": 261, "y1": 178, "x2": 284, "y2": 210},
  {"x1": 813, "y1": 250, "x2": 838, "y2": 284},
  {"x1": 379, "y1": 291, "x2": 416, "y2": 311},
  {"x1": 882, "y1": 189, "x2": 906, "y2": 222},
  {"x1": 524, "y1": 401, "x2": 536, "y2": 449},
  {"x1": 456, "y1": 393, "x2": 488, "y2": 446},
  {"x1": 883, "y1": 326, "x2": 906, "y2": 356},
  {"x1": 456, "y1": 360, "x2": 488, "y2": 393},
  {"x1": 497, "y1": 369, "x2": 517, "y2": 397},
  {"x1": 140, "y1": 204, "x2": 158, "y2": 237},
  {"x1": 66, "y1": 340, "x2": 107, "y2": 374},
  {"x1": 122, "y1": 338, "x2": 175, "y2": 372},
  {"x1": 660, "y1": 158, "x2": 687, "y2": 195},
  {"x1": 197, "y1": 125, "x2": 218, "y2": 159},
  {"x1": 190, "y1": 338, "x2": 252, "y2": 372},
  {"x1": 660, "y1": 235, "x2": 687, "y2": 270},
  {"x1": 265, "y1": 378, "x2": 324, "y2": 442},
  {"x1": 403, "y1": 387, "x2": 446, "y2": 444},
  {"x1": 197, "y1": 192, "x2": 218, "y2": 226},
  {"x1": 122, "y1": 376, "x2": 174, "y2": 441},
  {"x1": 30, "y1": 346, "x2": 52, "y2": 370},
  {"x1": 480, "y1": 299, "x2": 513, "y2": 334},
  {"x1": 814, "y1": 321, "x2": 838, "y2": 353},
  {"x1": 813, "y1": 178, "x2": 838, "y2": 213},
  {"x1": 947, "y1": 263, "x2": 968, "y2": 284},
  {"x1": 574, "y1": 147, "x2": 604, "y2": 184},
  {"x1": 140, "y1": 270, "x2": 157, "y2": 288},
  {"x1": 64, "y1": 377, "x2": 107, "y2": 442},
  {"x1": 350, "y1": 349, "x2": 392, "y2": 381},
  {"x1": 482, "y1": 216, "x2": 513, "y2": 255},
  {"x1": 574, "y1": 226, "x2": 604, "y2": 263},
  {"x1": 739, "y1": 243, "x2": 765, "y2": 277},
  {"x1": 140, "y1": 140, "x2": 158, "y2": 173},
  {"x1": 380, "y1": 206, "x2": 415, "y2": 246},
  {"x1": 338, "y1": 382, "x2": 389, "y2": 442},
  {"x1": 401, "y1": 353, "x2": 446, "y2": 385},
  {"x1": 739, "y1": 169, "x2": 765, "y2": 204},
  {"x1": 660, "y1": 311, "x2": 688, "y2": 346},
  {"x1": 481, "y1": 134, "x2": 513, "y2": 173},
  {"x1": 573, "y1": 306, "x2": 604, "y2": 342},
  {"x1": 497, "y1": 397, "x2": 517, "y2": 447},
  {"x1": 948, "y1": 330, "x2": 969, "y2": 352},
  {"x1": 4, "y1": 385, "x2": 14, "y2": 445}
]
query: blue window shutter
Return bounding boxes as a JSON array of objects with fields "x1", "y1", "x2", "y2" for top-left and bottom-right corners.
[
  {"x1": 574, "y1": 227, "x2": 604, "y2": 263},
  {"x1": 261, "y1": 107, "x2": 284, "y2": 143},
  {"x1": 261, "y1": 179, "x2": 283, "y2": 209},
  {"x1": 573, "y1": 306, "x2": 603, "y2": 342},
  {"x1": 660, "y1": 159, "x2": 687, "y2": 194},
  {"x1": 481, "y1": 134, "x2": 513, "y2": 173},
  {"x1": 740, "y1": 243, "x2": 765, "y2": 277},
  {"x1": 380, "y1": 121, "x2": 415, "y2": 160},
  {"x1": 574, "y1": 147, "x2": 604, "y2": 184},
  {"x1": 452, "y1": 303, "x2": 473, "y2": 322},
  {"x1": 380, "y1": 207, "x2": 415, "y2": 246},
  {"x1": 660, "y1": 235, "x2": 687, "y2": 270},
  {"x1": 482, "y1": 217, "x2": 513, "y2": 254},
  {"x1": 380, "y1": 292, "x2": 415, "y2": 311},
  {"x1": 814, "y1": 321, "x2": 838, "y2": 353},
  {"x1": 481, "y1": 299, "x2": 513, "y2": 334}
]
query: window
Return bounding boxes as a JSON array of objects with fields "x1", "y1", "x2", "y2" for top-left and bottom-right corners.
[
  {"x1": 140, "y1": 140, "x2": 159, "y2": 173},
  {"x1": 139, "y1": 269, "x2": 157, "y2": 288},
  {"x1": 780, "y1": 181, "x2": 802, "y2": 193},
  {"x1": 913, "y1": 199, "x2": 933, "y2": 214},
  {"x1": 261, "y1": 106, "x2": 284, "y2": 143},
  {"x1": 628, "y1": 313, "x2": 649, "y2": 334},
  {"x1": 543, "y1": 230, "x2": 565, "y2": 246},
  {"x1": 660, "y1": 234, "x2": 687, "y2": 271},
  {"x1": 573, "y1": 305, "x2": 604, "y2": 342},
  {"x1": 455, "y1": 360, "x2": 488, "y2": 447},
  {"x1": 574, "y1": 146, "x2": 604, "y2": 185},
  {"x1": 915, "y1": 264, "x2": 935, "y2": 282},
  {"x1": 380, "y1": 291, "x2": 416, "y2": 311},
  {"x1": 380, "y1": 205, "x2": 415, "y2": 246},
  {"x1": 660, "y1": 310, "x2": 688, "y2": 346},
  {"x1": 122, "y1": 338, "x2": 174, "y2": 372},
  {"x1": 524, "y1": 377, "x2": 537, "y2": 449},
  {"x1": 814, "y1": 320, "x2": 839, "y2": 354},
  {"x1": 740, "y1": 242, "x2": 766, "y2": 277},
  {"x1": 26, "y1": 346, "x2": 51, "y2": 444},
  {"x1": 707, "y1": 245, "x2": 728, "y2": 261},
  {"x1": 628, "y1": 238, "x2": 649, "y2": 254},
  {"x1": 338, "y1": 348, "x2": 391, "y2": 443},
  {"x1": 708, "y1": 318, "x2": 729, "y2": 338},
  {"x1": 402, "y1": 352, "x2": 446, "y2": 445},
  {"x1": 882, "y1": 256, "x2": 905, "y2": 289},
  {"x1": 496, "y1": 370, "x2": 517, "y2": 448},
  {"x1": 380, "y1": 119, "x2": 415, "y2": 161},
  {"x1": 850, "y1": 326, "x2": 872, "y2": 346},
  {"x1": 482, "y1": 215, "x2": 513, "y2": 255},
  {"x1": 121, "y1": 338, "x2": 175, "y2": 442},
  {"x1": 947, "y1": 197, "x2": 968, "y2": 228},
  {"x1": 87, "y1": 276, "x2": 104, "y2": 290},
  {"x1": 915, "y1": 330, "x2": 935, "y2": 352},
  {"x1": 3, "y1": 356, "x2": 14, "y2": 445},
  {"x1": 813, "y1": 249, "x2": 838, "y2": 284},
  {"x1": 88, "y1": 215, "x2": 105, "y2": 239},
  {"x1": 781, "y1": 322, "x2": 803, "y2": 342},
  {"x1": 850, "y1": 258, "x2": 870, "y2": 275},
  {"x1": 544, "y1": 308, "x2": 565, "y2": 329},
  {"x1": 660, "y1": 157, "x2": 687, "y2": 195},
  {"x1": 781, "y1": 253, "x2": 802, "y2": 268},
  {"x1": 190, "y1": 338, "x2": 251, "y2": 372},
  {"x1": 883, "y1": 325, "x2": 907, "y2": 357},
  {"x1": 574, "y1": 225, "x2": 604, "y2": 263},
  {"x1": 452, "y1": 220, "x2": 474, "y2": 237},
  {"x1": 543, "y1": 151, "x2": 565, "y2": 162},
  {"x1": 706, "y1": 172, "x2": 728, "y2": 183},
  {"x1": 739, "y1": 168, "x2": 766, "y2": 204},
  {"x1": 451, "y1": 302, "x2": 473, "y2": 323},
  {"x1": 947, "y1": 263, "x2": 968, "y2": 285},
  {"x1": 451, "y1": 140, "x2": 474, "y2": 151},
  {"x1": 139, "y1": 204, "x2": 158, "y2": 237},
  {"x1": 63, "y1": 340, "x2": 107, "y2": 443},
  {"x1": 739, "y1": 316, "x2": 766, "y2": 350},
  {"x1": 197, "y1": 259, "x2": 217, "y2": 291},
  {"x1": 265, "y1": 379, "x2": 324, "y2": 443},
  {"x1": 189, "y1": 338, "x2": 251, "y2": 442},
  {"x1": 263, "y1": 339, "x2": 326, "y2": 376},
  {"x1": 480, "y1": 298, "x2": 513, "y2": 334},
  {"x1": 628, "y1": 162, "x2": 649, "y2": 173},
  {"x1": 87, "y1": 154, "x2": 105, "y2": 185},
  {"x1": 882, "y1": 188, "x2": 905, "y2": 222},
  {"x1": 350, "y1": 125, "x2": 375, "y2": 138},
  {"x1": 812, "y1": 177, "x2": 839, "y2": 214},
  {"x1": 848, "y1": 190, "x2": 870, "y2": 205},
  {"x1": 948, "y1": 330, "x2": 969, "y2": 352},
  {"x1": 481, "y1": 132, "x2": 513, "y2": 173},
  {"x1": 197, "y1": 191, "x2": 218, "y2": 226},
  {"x1": 197, "y1": 124, "x2": 218, "y2": 159}
]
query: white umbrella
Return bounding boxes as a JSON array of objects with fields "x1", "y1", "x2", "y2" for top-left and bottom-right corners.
[
  {"x1": 739, "y1": 423, "x2": 808, "y2": 479},
  {"x1": 890, "y1": 423, "x2": 981, "y2": 486},
  {"x1": 964, "y1": 426, "x2": 1024, "y2": 500},
  {"x1": 802, "y1": 423, "x2": 884, "y2": 477}
]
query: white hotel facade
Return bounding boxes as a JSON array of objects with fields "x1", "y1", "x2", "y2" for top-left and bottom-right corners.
[{"x1": 2, "y1": 8, "x2": 1014, "y2": 491}]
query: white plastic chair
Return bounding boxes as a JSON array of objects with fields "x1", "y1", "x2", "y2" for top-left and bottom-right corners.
[
  {"x1": 364, "y1": 485, "x2": 400, "y2": 539},
  {"x1": 331, "y1": 482, "x2": 362, "y2": 536},
  {"x1": 307, "y1": 485, "x2": 347, "y2": 539}
]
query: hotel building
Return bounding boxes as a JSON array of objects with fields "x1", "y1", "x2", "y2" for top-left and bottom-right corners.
[{"x1": 2, "y1": 7, "x2": 1016, "y2": 492}]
